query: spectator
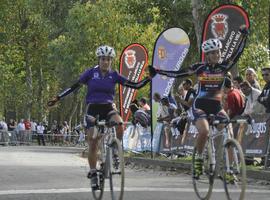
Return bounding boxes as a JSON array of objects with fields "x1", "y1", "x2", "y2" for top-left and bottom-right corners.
[
  {"x1": 31, "y1": 120, "x2": 37, "y2": 143},
  {"x1": 173, "y1": 79, "x2": 196, "y2": 140},
  {"x1": 50, "y1": 120, "x2": 59, "y2": 144},
  {"x1": 245, "y1": 67, "x2": 261, "y2": 90},
  {"x1": 24, "y1": 119, "x2": 31, "y2": 144},
  {"x1": 174, "y1": 84, "x2": 186, "y2": 111},
  {"x1": 8, "y1": 119, "x2": 17, "y2": 145},
  {"x1": 0, "y1": 118, "x2": 8, "y2": 145},
  {"x1": 36, "y1": 122, "x2": 45, "y2": 146},
  {"x1": 233, "y1": 76, "x2": 244, "y2": 89},
  {"x1": 8, "y1": 119, "x2": 16, "y2": 131},
  {"x1": 158, "y1": 97, "x2": 177, "y2": 148},
  {"x1": 138, "y1": 97, "x2": 150, "y2": 112},
  {"x1": 62, "y1": 121, "x2": 70, "y2": 145},
  {"x1": 223, "y1": 78, "x2": 245, "y2": 119},
  {"x1": 177, "y1": 79, "x2": 196, "y2": 112},
  {"x1": 240, "y1": 81, "x2": 264, "y2": 115},
  {"x1": 258, "y1": 67, "x2": 270, "y2": 113},
  {"x1": 17, "y1": 119, "x2": 25, "y2": 144},
  {"x1": 74, "y1": 123, "x2": 85, "y2": 146}
]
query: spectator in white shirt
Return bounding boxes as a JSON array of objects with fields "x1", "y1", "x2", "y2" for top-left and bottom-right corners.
[
  {"x1": 17, "y1": 119, "x2": 25, "y2": 144},
  {"x1": 0, "y1": 118, "x2": 8, "y2": 145},
  {"x1": 36, "y1": 122, "x2": 45, "y2": 146},
  {"x1": 240, "y1": 81, "x2": 265, "y2": 116},
  {"x1": 158, "y1": 97, "x2": 177, "y2": 148}
]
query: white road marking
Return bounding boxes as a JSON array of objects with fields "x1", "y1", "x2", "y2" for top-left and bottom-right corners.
[{"x1": 0, "y1": 187, "x2": 270, "y2": 195}]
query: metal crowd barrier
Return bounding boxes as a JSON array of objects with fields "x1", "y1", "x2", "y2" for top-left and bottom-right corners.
[{"x1": 0, "y1": 130, "x2": 87, "y2": 147}]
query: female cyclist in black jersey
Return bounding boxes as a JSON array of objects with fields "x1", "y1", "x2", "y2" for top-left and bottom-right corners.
[{"x1": 150, "y1": 25, "x2": 249, "y2": 177}]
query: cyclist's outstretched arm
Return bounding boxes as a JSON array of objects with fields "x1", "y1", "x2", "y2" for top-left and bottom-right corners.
[
  {"x1": 123, "y1": 78, "x2": 151, "y2": 89},
  {"x1": 47, "y1": 81, "x2": 82, "y2": 106},
  {"x1": 153, "y1": 63, "x2": 201, "y2": 78},
  {"x1": 119, "y1": 65, "x2": 157, "y2": 89},
  {"x1": 223, "y1": 25, "x2": 249, "y2": 72}
]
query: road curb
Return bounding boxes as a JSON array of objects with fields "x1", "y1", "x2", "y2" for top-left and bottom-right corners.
[{"x1": 125, "y1": 157, "x2": 270, "y2": 182}]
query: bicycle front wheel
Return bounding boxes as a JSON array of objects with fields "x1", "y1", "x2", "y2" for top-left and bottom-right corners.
[
  {"x1": 92, "y1": 168, "x2": 105, "y2": 200},
  {"x1": 192, "y1": 146, "x2": 214, "y2": 200},
  {"x1": 92, "y1": 142, "x2": 106, "y2": 200},
  {"x1": 222, "y1": 138, "x2": 246, "y2": 200},
  {"x1": 107, "y1": 138, "x2": 125, "y2": 200}
]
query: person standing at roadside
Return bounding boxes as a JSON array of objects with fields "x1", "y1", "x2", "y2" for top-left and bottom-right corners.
[
  {"x1": 17, "y1": 119, "x2": 25, "y2": 145},
  {"x1": 8, "y1": 119, "x2": 17, "y2": 144},
  {"x1": 24, "y1": 119, "x2": 32, "y2": 144},
  {"x1": 36, "y1": 122, "x2": 45, "y2": 146},
  {"x1": 245, "y1": 67, "x2": 261, "y2": 90},
  {"x1": 258, "y1": 67, "x2": 270, "y2": 113}
]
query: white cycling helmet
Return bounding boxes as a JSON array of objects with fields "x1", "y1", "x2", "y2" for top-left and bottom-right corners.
[
  {"x1": 201, "y1": 38, "x2": 222, "y2": 53},
  {"x1": 95, "y1": 45, "x2": 116, "y2": 58}
]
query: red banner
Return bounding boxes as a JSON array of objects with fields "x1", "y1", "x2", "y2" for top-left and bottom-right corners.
[
  {"x1": 119, "y1": 43, "x2": 148, "y2": 122},
  {"x1": 201, "y1": 4, "x2": 249, "y2": 62}
]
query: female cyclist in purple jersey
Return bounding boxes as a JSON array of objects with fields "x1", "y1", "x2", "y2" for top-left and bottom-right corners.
[
  {"x1": 48, "y1": 45, "x2": 156, "y2": 189},
  {"x1": 151, "y1": 25, "x2": 249, "y2": 178}
]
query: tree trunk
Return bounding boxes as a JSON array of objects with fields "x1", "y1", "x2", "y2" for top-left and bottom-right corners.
[
  {"x1": 191, "y1": 0, "x2": 203, "y2": 53},
  {"x1": 67, "y1": 94, "x2": 79, "y2": 128},
  {"x1": 37, "y1": 66, "x2": 44, "y2": 122},
  {"x1": 24, "y1": 47, "x2": 33, "y2": 120}
]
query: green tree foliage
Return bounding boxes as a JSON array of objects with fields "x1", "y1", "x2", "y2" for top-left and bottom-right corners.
[{"x1": 0, "y1": 0, "x2": 268, "y2": 126}]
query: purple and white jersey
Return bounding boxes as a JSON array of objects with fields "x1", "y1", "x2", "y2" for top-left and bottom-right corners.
[{"x1": 79, "y1": 66, "x2": 127, "y2": 104}]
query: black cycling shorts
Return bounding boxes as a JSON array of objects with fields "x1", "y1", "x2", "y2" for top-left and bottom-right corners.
[
  {"x1": 86, "y1": 103, "x2": 118, "y2": 122},
  {"x1": 192, "y1": 98, "x2": 228, "y2": 121}
]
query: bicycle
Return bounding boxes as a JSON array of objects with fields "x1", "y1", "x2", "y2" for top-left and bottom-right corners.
[
  {"x1": 192, "y1": 115, "x2": 250, "y2": 200},
  {"x1": 88, "y1": 116, "x2": 131, "y2": 200}
]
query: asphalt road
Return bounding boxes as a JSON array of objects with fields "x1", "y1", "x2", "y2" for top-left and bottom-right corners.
[{"x1": 0, "y1": 146, "x2": 269, "y2": 200}]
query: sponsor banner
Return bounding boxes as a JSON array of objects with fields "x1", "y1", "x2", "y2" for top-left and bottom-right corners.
[
  {"x1": 151, "y1": 27, "x2": 190, "y2": 133},
  {"x1": 152, "y1": 122, "x2": 164, "y2": 153},
  {"x1": 119, "y1": 43, "x2": 148, "y2": 122},
  {"x1": 240, "y1": 114, "x2": 270, "y2": 157},
  {"x1": 124, "y1": 114, "x2": 270, "y2": 156},
  {"x1": 182, "y1": 122, "x2": 198, "y2": 154},
  {"x1": 201, "y1": 4, "x2": 250, "y2": 62},
  {"x1": 159, "y1": 135, "x2": 184, "y2": 154},
  {"x1": 123, "y1": 125, "x2": 151, "y2": 152}
]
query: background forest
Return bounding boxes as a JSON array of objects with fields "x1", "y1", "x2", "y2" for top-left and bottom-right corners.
[{"x1": 0, "y1": 0, "x2": 269, "y2": 126}]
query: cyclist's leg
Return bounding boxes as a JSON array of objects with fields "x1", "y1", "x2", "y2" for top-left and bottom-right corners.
[
  {"x1": 86, "y1": 126, "x2": 100, "y2": 170},
  {"x1": 85, "y1": 116, "x2": 102, "y2": 190},
  {"x1": 192, "y1": 105, "x2": 209, "y2": 177},
  {"x1": 108, "y1": 111, "x2": 124, "y2": 141},
  {"x1": 215, "y1": 109, "x2": 229, "y2": 131},
  {"x1": 192, "y1": 106, "x2": 209, "y2": 155}
]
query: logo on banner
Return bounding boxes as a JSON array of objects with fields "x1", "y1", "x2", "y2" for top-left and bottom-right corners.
[
  {"x1": 211, "y1": 14, "x2": 229, "y2": 40},
  {"x1": 249, "y1": 122, "x2": 267, "y2": 138},
  {"x1": 158, "y1": 46, "x2": 166, "y2": 60},
  {"x1": 124, "y1": 50, "x2": 136, "y2": 69}
]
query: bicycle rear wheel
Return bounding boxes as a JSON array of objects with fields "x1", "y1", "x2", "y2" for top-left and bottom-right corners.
[
  {"x1": 222, "y1": 138, "x2": 246, "y2": 200},
  {"x1": 192, "y1": 146, "x2": 214, "y2": 200},
  {"x1": 108, "y1": 138, "x2": 125, "y2": 200}
]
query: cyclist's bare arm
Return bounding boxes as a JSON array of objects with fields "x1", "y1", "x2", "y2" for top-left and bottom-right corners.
[{"x1": 47, "y1": 81, "x2": 82, "y2": 106}]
